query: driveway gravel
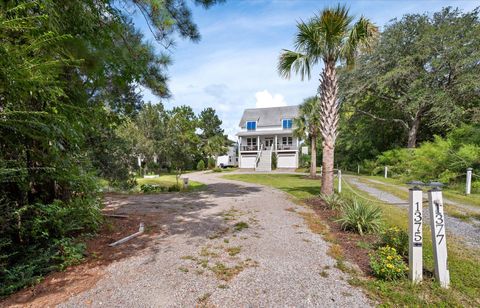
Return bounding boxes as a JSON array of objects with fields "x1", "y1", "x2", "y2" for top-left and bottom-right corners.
[{"x1": 59, "y1": 172, "x2": 371, "y2": 307}]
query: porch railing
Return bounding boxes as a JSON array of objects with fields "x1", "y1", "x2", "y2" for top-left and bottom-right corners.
[{"x1": 276, "y1": 144, "x2": 297, "y2": 151}]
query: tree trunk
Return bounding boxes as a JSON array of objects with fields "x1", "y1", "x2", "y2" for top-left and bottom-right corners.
[
  {"x1": 310, "y1": 136, "x2": 317, "y2": 178},
  {"x1": 319, "y1": 60, "x2": 339, "y2": 195},
  {"x1": 407, "y1": 111, "x2": 421, "y2": 148}
]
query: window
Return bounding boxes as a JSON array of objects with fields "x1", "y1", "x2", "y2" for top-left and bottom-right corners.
[
  {"x1": 282, "y1": 119, "x2": 292, "y2": 129},
  {"x1": 246, "y1": 137, "x2": 257, "y2": 146},
  {"x1": 282, "y1": 137, "x2": 293, "y2": 145},
  {"x1": 246, "y1": 121, "x2": 256, "y2": 131}
]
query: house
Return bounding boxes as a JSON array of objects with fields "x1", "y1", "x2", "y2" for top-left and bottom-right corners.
[
  {"x1": 216, "y1": 144, "x2": 238, "y2": 167},
  {"x1": 237, "y1": 105, "x2": 300, "y2": 171}
]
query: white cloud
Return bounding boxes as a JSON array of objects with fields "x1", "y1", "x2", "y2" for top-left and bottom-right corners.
[{"x1": 254, "y1": 90, "x2": 287, "y2": 108}]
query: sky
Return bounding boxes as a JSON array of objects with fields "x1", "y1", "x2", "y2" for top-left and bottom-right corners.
[{"x1": 132, "y1": 0, "x2": 479, "y2": 139}]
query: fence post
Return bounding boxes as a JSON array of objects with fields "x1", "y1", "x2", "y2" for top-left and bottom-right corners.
[
  {"x1": 384, "y1": 166, "x2": 388, "y2": 178},
  {"x1": 320, "y1": 166, "x2": 323, "y2": 176},
  {"x1": 428, "y1": 185, "x2": 450, "y2": 288},
  {"x1": 408, "y1": 184, "x2": 423, "y2": 283},
  {"x1": 338, "y1": 170, "x2": 342, "y2": 193},
  {"x1": 466, "y1": 168, "x2": 472, "y2": 195},
  {"x1": 357, "y1": 164, "x2": 360, "y2": 175}
]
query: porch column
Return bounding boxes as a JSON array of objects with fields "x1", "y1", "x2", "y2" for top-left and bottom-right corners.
[
  {"x1": 274, "y1": 135, "x2": 277, "y2": 152},
  {"x1": 257, "y1": 135, "x2": 260, "y2": 150},
  {"x1": 296, "y1": 137, "x2": 299, "y2": 149}
]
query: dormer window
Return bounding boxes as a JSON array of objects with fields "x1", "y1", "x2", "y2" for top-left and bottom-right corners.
[
  {"x1": 246, "y1": 121, "x2": 256, "y2": 131},
  {"x1": 282, "y1": 119, "x2": 292, "y2": 129}
]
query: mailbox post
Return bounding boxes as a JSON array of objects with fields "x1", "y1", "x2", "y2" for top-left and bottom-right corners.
[
  {"x1": 427, "y1": 182, "x2": 450, "y2": 288},
  {"x1": 407, "y1": 181, "x2": 424, "y2": 283}
]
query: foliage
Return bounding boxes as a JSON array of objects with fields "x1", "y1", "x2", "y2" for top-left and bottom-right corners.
[
  {"x1": 370, "y1": 246, "x2": 408, "y2": 280},
  {"x1": 379, "y1": 227, "x2": 409, "y2": 258},
  {"x1": 299, "y1": 154, "x2": 311, "y2": 168},
  {"x1": 278, "y1": 4, "x2": 378, "y2": 195},
  {"x1": 320, "y1": 193, "x2": 345, "y2": 210},
  {"x1": 197, "y1": 160, "x2": 206, "y2": 171},
  {"x1": 140, "y1": 184, "x2": 162, "y2": 193},
  {"x1": 271, "y1": 152, "x2": 277, "y2": 170},
  {"x1": 212, "y1": 167, "x2": 222, "y2": 173},
  {"x1": 208, "y1": 157, "x2": 216, "y2": 169},
  {"x1": 336, "y1": 198, "x2": 382, "y2": 235}
]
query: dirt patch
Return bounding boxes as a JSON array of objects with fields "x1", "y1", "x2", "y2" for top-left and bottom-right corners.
[
  {"x1": 305, "y1": 197, "x2": 378, "y2": 276},
  {"x1": 1, "y1": 214, "x2": 163, "y2": 308}
]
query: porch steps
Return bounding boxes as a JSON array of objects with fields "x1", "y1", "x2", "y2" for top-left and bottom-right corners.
[{"x1": 255, "y1": 150, "x2": 272, "y2": 172}]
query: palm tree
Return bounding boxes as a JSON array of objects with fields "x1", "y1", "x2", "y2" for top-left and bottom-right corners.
[
  {"x1": 278, "y1": 5, "x2": 378, "y2": 195},
  {"x1": 294, "y1": 97, "x2": 321, "y2": 178}
]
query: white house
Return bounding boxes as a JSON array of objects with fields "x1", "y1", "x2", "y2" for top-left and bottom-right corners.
[
  {"x1": 216, "y1": 144, "x2": 238, "y2": 167},
  {"x1": 237, "y1": 105, "x2": 300, "y2": 171}
]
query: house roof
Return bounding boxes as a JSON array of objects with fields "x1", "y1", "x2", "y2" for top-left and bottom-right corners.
[{"x1": 238, "y1": 105, "x2": 299, "y2": 128}]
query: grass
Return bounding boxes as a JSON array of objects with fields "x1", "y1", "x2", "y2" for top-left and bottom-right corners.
[
  {"x1": 233, "y1": 221, "x2": 249, "y2": 231},
  {"x1": 136, "y1": 174, "x2": 205, "y2": 192},
  {"x1": 225, "y1": 173, "x2": 480, "y2": 306},
  {"x1": 223, "y1": 174, "x2": 321, "y2": 199}
]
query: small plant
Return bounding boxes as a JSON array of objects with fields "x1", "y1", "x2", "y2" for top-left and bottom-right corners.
[
  {"x1": 140, "y1": 184, "x2": 161, "y2": 193},
  {"x1": 379, "y1": 227, "x2": 409, "y2": 258},
  {"x1": 167, "y1": 184, "x2": 181, "y2": 192},
  {"x1": 197, "y1": 159, "x2": 205, "y2": 170},
  {"x1": 320, "y1": 193, "x2": 345, "y2": 209},
  {"x1": 212, "y1": 167, "x2": 222, "y2": 172},
  {"x1": 370, "y1": 246, "x2": 408, "y2": 280},
  {"x1": 233, "y1": 221, "x2": 249, "y2": 231},
  {"x1": 336, "y1": 198, "x2": 382, "y2": 235},
  {"x1": 226, "y1": 246, "x2": 241, "y2": 256},
  {"x1": 271, "y1": 152, "x2": 277, "y2": 170}
]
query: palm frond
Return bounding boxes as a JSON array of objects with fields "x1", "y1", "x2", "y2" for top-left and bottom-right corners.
[
  {"x1": 342, "y1": 16, "x2": 379, "y2": 68},
  {"x1": 278, "y1": 49, "x2": 312, "y2": 80}
]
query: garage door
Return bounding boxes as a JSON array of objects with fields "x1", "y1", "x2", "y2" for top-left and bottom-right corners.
[
  {"x1": 278, "y1": 154, "x2": 297, "y2": 168},
  {"x1": 241, "y1": 155, "x2": 257, "y2": 168}
]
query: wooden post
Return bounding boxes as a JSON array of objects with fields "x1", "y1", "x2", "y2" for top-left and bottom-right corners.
[
  {"x1": 408, "y1": 187, "x2": 423, "y2": 283},
  {"x1": 384, "y1": 166, "x2": 388, "y2": 178},
  {"x1": 428, "y1": 188, "x2": 450, "y2": 288},
  {"x1": 466, "y1": 168, "x2": 472, "y2": 195},
  {"x1": 338, "y1": 170, "x2": 342, "y2": 193}
]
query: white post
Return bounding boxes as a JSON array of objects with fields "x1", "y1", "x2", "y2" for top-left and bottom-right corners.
[
  {"x1": 257, "y1": 136, "x2": 260, "y2": 151},
  {"x1": 320, "y1": 166, "x2": 323, "y2": 176},
  {"x1": 384, "y1": 166, "x2": 388, "y2": 178},
  {"x1": 357, "y1": 164, "x2": 360, "y2": 174},
  {"x1": 274, "y1": 135, "x2": 277, "y2": 152},
  {"x1": 466, "y1": 168, "x2": 472, "y2": 195},
  {"x1": 408, "y1": 187, "x2": 423, "y2": 283},
  {"x1": 338, "y1": 170, "x2": 342, "y2": 193},
  {"x1": 428, "y1": 188, "x2": 450, "y2": 288},
  {"x1": 137, "y1": 155, "x2": 142, "y2": 167}
]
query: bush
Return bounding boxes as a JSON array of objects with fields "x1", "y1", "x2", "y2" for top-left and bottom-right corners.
[
  {"x1": 140, "y1": 184, "x2": 162, "y2": 193},
  {"x1": 271, "y1": 152, "x2": 277, "y2": 170},
  {"x1": 379, "y1": 227, "x2": 409, "y2": 258},
  {"x1": 320, "y1": 193, "x2": 345, "y2": 210},
  {"x1": 197, "y1": 160, "x2": 205, "y2": 170},
  {"x1": 168, "y1": 184, "x2": 181, "y2": 192},
  {"x1": 370, "y1": 246, "x2": 408, "y2": 280},
  {"x1": 300, "y1": 154, "x2": 311, "y2": 168},
  {"x1": 212, "y1": 167, "x2": 222, "y2": 173},
  {"x1": 336, "y1": 198, "x2": 382, "y2": 235},
  {"x1": 207, "y1": 157, "x2": 216, "y2": 169}
]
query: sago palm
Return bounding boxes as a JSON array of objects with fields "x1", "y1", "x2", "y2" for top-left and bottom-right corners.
[
  {"x1": 278, "y1": 5, "x2": 378, "y2": 195},
  {"x1": 294, "y1": 96, "x2": 321, "y2": 178}
]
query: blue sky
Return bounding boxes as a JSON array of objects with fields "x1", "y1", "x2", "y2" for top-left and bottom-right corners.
[{"x1": 132, "y1": 0, "x2": 478, "y2": 139}]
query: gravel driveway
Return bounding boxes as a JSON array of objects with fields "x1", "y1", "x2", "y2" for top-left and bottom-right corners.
[{"x1": 60, "y1": 172, "x2": 370, "y2": 307}]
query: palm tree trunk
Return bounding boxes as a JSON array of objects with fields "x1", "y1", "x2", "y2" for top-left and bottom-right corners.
[
  {"x1": 310, "y1": 136, "x2": 317, "y2": 178},
  {"x1": 320, "y1": 60, "x2": 339, "y2": 195}
]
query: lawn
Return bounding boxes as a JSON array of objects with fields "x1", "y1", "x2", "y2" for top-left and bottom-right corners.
[
  {"x1": 224, "y1": 173, "x2": 480, "y2": 307},
  {"x1": 222, "y1": 174, "x2": 321, "y2": 199},
  {"x1": 136, "y1": 174, "x2": 205, "y2": 192}
]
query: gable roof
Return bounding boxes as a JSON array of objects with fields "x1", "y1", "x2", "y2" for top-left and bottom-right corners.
[{"x1": 238, "y1": 105, "x2": 299, "y2": 128}]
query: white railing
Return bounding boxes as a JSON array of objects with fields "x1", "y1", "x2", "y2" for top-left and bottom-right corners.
[
  {"x1": 255, "y1": 147, "x2": 263, "y2": 168},
  {"x1": 276, "y1": 144, "x2": 297, "y2": 151},
  {"x1": 240, "y1": 145, "x2": 259, "y2": 151}
]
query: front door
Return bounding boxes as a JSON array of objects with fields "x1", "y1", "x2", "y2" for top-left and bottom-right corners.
[{"x1": 265, "y1": 137, "x2": 274, "y2": 149}]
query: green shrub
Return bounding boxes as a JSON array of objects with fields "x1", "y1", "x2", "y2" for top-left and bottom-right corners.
[
  {"x1": 320, "y1": 193, "x2": 345, "y2": 210},
  {"x1": 197, "y1": 160, "x2": 206, "y2": 170},
  {"x1": 207, "y1": 157, "x2": 216, "y2": 169},
  {"x1": 168, "y1": 184, "x2": 181, "y2": 192},
  {"x1": 140, "y1": 184, "x2": 161, "y2": 193},
  {"x1": 299, "y1": 154, "x2": 311, "y2": 168},
  {"x1": 370, "y1": 246, "x2": 408, "y2": 280},
  {"x1": 336, "y1": 198, "x2": 382, "y2": 235},
  {"x1": 212, "y1": 167, "x2": 222, "y2": 173},
  {"x1": 379, "y1": 227, "x2": 409, "y2": 258},
  {"x1": 272, "y1": 152, "x2": 277, "y2": 170}
]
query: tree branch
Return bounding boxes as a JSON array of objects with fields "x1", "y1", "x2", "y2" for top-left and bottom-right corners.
[{"x1": 356, "y1": 108, "x2": 409, "y2": 130}]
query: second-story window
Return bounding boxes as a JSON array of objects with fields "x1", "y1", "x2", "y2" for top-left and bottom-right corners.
[
  {"x1": 282, "y1": 119, "x2": 292, "y2": 129},
  {"x1": 246, "y1": 121, "x2": 256, "y2": 131}
]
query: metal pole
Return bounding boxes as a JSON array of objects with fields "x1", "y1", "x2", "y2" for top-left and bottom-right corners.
[
  {"x1": 384, "y1": 166, "x2": 388, "y2": 178},
  {"x1": 466, "y1": 168, "x2": 472, "y2": 195},
  {"x1": 428, "y1": 187, "x2": 450, "y2": 288},
  {"x1": 408, "y1": 186, "x2": 423, "y2": 283},
  {"x1": 338, "y1": 170, "x2": 342, "y2": 193}
]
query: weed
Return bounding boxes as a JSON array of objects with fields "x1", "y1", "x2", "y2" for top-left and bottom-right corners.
[
  {"x1": 233, "y1": 221, "x2": 249, "y2": 231},
  {"x1": 178, "y1": 266, "x2": 189, "y2": 273},
  {"x1": 319, "y1": 270, "x2": 329, "y2": 278},
  {"x1": 197, "y1": 292, "x2": 211, "y2": 303},
  {"x1": 218, "y1": 284, "x2": 229, "y2": 289},
  {"x1": 327, "y1": 244, "x2": 344, "y2": 261},
  {"x1": 223, "y1": 238, "x2": 230, "y2": 244},
  {"x1": 226, "y1": 246, "x2": 241, "y2": 256},
  {"x1": 200, "y1": 247, "x2": 219, "y2": 258}
]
